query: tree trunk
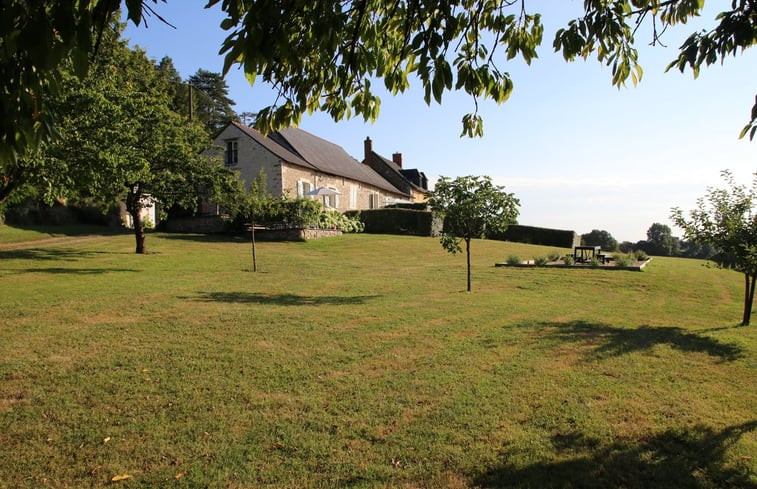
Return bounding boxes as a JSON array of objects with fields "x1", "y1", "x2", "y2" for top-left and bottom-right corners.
[
  {"x1": 465, "y1": 238, "x2": 471, "y2": 292},
  {"x1": 742, "y1": 273, "x2": 756, "y2": 326},
  {"x1": 125, "y1": 183, "x2": 147, "y2": 254},
  {"x1": 132, "y1": 210, "x2": 146, "y2": 254},
  {"x1": 251, "y1": 214, "x2": 257, "y2": 272}
]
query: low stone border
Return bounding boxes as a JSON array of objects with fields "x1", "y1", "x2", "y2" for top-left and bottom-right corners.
[
  {"x1": 494, "y1": 258, "x2": 652, "y2": 272},
  {"x1": 255, "y1": 228, "x2": 342, "y2": 241}
]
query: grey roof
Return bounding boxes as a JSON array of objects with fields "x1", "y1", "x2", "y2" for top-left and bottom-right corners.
[
  {"x1": 228, "y1": 123, "x2": 409, "y2": 197},
  {"x1": 229, "y1": 122, "x2": 316, "y2": 171},
  {"x1": 371, "y1": 151, "x2": 429, "y2": 193},
  {"x1": 271, "y1": 127, "x2": 410, "y2": 196}
]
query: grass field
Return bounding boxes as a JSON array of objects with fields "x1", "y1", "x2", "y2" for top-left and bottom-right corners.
[{"x1": 0, "y1": 228, "x2": 755, "y2": 488}]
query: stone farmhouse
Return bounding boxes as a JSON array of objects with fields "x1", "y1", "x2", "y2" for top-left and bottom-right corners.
[
  {"x1": 205, "y1": 122, "x2": 428, "y2": 214},
  {"x1": 362, "y1": 137, "x2": 429, "y2": 203}
]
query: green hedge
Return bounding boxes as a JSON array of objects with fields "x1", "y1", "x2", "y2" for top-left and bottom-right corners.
[
  {"x1": 383, "y1": 203, "x2": 429, "y2": 211},
  {"x1": 345, "y1": 208, "x2": 441, "y2": 236},
  {"x1": 487, "y1": 224, "x2": 580, "y2": 248}
]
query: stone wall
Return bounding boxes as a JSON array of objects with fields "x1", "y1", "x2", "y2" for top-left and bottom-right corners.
[{"x1": 256, "y1": 228, "x2": 342, "y2": 241}]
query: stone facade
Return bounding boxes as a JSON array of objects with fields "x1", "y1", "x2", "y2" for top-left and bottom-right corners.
[
  {"x1": 281, "y1": 163, "x2": 405, "y2": 211},
  {"x1": 207, "y1": 123, "x2": 414, "y2": 213},
  {"x1": 212, "y1": 124, "x2": 284, "y2": 195}
]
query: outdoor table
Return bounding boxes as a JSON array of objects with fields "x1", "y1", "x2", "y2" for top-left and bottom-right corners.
[{"x1": 573, "y1": 245, "x2": 601, "y2": 263}]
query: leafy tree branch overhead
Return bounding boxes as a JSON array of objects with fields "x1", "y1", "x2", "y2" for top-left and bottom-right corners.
[
  {"x1": 1, "y1": 1, "x2": 755, "y2": 170},
  {"x1": 210, "y1": 0, "x2": 757, "y2": 138}
]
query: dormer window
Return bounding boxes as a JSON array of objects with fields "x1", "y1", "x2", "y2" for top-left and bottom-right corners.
[{"x1": 225, "y1": 140, "x2": 238, "y2": 166}]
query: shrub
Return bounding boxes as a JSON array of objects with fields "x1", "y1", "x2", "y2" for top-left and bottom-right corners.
[
  {"x1": 506, "y1": 255, "x2": 522, "y2": 265},
  {"x1": 318, "y1": 210, "x2": 364, "y2": 233},
  {"x1": 589, "y1": 257, "x2": 602, "y2": 268},
  {"x1": 614, "y1": 254, "x2": 633, "y2": 267},
  {"x1": 634, "y1": 249, "x2": 649, "y2": 261},
  {"x1": 547, "y1": 251, "x2": 561, "y2": 261},
  {"x1": 534, "y1": 256, "x2": 549, "y2": 266},
  {"x1": 563, "y1": 255, "x2": 575, "y2": 266},
  {"x1": 266, "y1": 197, "x2": 322, "y2": 228}
]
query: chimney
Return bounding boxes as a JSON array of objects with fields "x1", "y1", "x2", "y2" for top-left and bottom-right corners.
[
  {"x1": 364, "y1": 137, "x2": 372, "y2": 162},
  {"x1": 392, "y1": 152, "x2": 403, "y2": 168}
]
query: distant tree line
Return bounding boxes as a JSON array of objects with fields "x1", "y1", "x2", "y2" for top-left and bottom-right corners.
[{"x1": 582, "y1": 224, "x2": 717, "y2": 260}]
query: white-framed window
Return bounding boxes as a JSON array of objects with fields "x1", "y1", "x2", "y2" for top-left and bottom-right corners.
[
  {"x1": 297, "y1": 180, "x2": 312, "y2": 198},
  {"x1": 225, "y1": 140, "x2": 238, "y2": 166},
  {"x1": 369, "y1": 193, "x2": 379, "y2": 209},
  {"x1": 349, "y1": 186, "x2": 357, "y2": 209}
]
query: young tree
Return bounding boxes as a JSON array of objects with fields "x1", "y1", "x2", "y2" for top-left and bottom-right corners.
[
  {"x1": 671, "y1": 170, "x2": 757, "y2": 326},
  {"x1": 243, "y1": 170, "x2": 271, "y2": 272},
  {"x1": 429, "y1": 175, "x2": 519, "y2": 292}
]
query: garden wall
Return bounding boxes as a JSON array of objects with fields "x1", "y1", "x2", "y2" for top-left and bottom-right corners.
[{"x1": 255, "y1": 228, "x2": 341, "y2": 241}]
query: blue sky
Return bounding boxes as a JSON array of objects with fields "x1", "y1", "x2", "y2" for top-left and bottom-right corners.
[{"x1": 123, "y1": 2, "x2": 756, "y2": 243}]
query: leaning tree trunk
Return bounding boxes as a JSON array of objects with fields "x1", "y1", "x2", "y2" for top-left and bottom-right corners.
[
  {"x1": 465, "y1": 238, "x2": 472, "y2": 292},
  {"x1": 125, "y1": 183, "x2": 147, "y2": 254},
  {"x1": 742, "y1": 273, "x2": 756, "y2": 326}
]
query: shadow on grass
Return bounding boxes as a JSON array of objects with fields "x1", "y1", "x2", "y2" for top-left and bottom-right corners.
[
  {"x1": 474, "y1": 421, "x2": 757, "y2": 488},
  {"x1": 189, "y1": 291, "x2": 378, "y2": 306},
  {"x1": 159, "y1": 233, "x2": 245, "y2": 243},
  {"x1": 3, "y1": 267, "x2": 137, "y2": 275},
  {"x1": 542, "y1": 320, "x2": 745, "y2": 362},
  {"x1": 0, "y1": 248, "x2": 113, "y2": 261},
  {"x1": 2, "y1": 223, "x2": 127, "y2": 237}
]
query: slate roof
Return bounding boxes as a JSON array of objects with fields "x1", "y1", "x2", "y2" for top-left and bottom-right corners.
[
  {"x1": 229, "y1": 122, "x2": 316, "y2": 171},
  {"x1": 368, "y1": 151, "x2": 429, "y2": 193},
  {"x1": 228, "y1": 122, "x2": 409, "y2": 197},
  {"x1": 272, "y1": 127, "x2": 409, "y2": 196}
]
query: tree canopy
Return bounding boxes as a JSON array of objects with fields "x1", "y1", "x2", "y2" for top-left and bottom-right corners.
[
  {"x1": 429, "y1": 175, "x2": 519, "y2": 292},
  {"x1": 2, "y1": 1, "x2": 755, "y2": 178},
  {"x1": 646, "y1": 222, "x2": 679, "y2": 256},
  {"x1": 671, "y1": 170, "x2": 757, "y2": 326},
  {"x1": 581, "y1": 229, "x2": 618, "y2": 251},
  {"x1": 187, "y1": 69, "x2": 238, "y2": 134},
  {"x1": 38, "y1": 24, "x2": 240, "y2": 253}
]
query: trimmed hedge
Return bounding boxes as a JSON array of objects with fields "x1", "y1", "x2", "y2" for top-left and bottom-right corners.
[
  {"x1": 345, "y1": 208, "x2": 441, "y2": 236},
  {"x1": 384, "y1": 202, "x2": 429, "y2": 211},
  {"x1": 487, "y1": 224, "x2": 580, "y2": 248}
]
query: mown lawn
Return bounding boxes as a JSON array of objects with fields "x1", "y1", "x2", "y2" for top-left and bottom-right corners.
[
  {"x1": 0, "y1": 224, "x2": 124, "y2": 245},
  {"x1": 0, "y1": 229, "x2": 755, "y2": 488}
]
